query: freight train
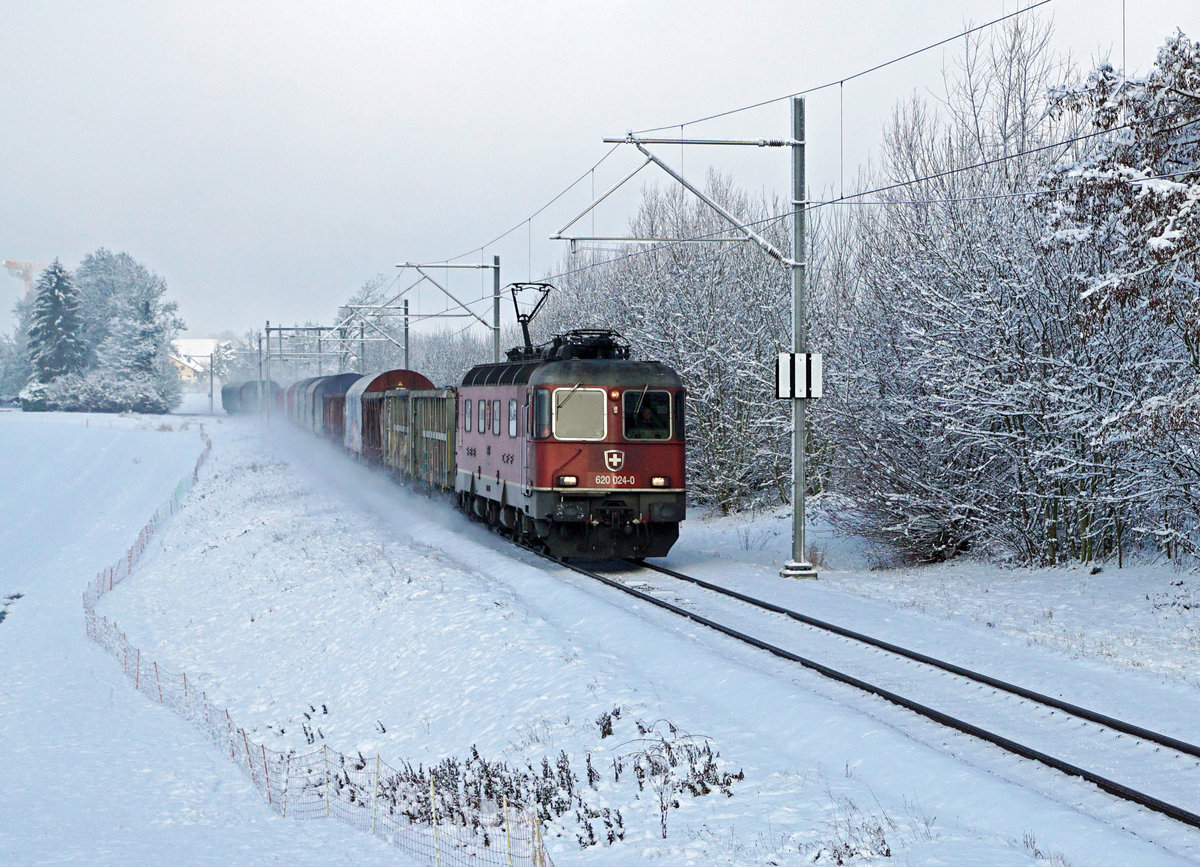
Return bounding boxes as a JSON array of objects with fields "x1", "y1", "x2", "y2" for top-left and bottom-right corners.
[{"x1": 229, "y1": 329, "x2": 686, "y2": 560}]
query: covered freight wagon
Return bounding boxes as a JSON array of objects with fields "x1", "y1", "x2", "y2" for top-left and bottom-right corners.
[
  {"x1": 300, "y1": 373, "x2": 360, "y2": 436},
  {"x1": 381, "y1": 388, "x2": 457, "y2": 490},
  {"x1": 237, "y1": 380, "x2": 281, "y2": 414},
  {"x1": 344, "y1": 369, "x2": 434, "y2": 463}
]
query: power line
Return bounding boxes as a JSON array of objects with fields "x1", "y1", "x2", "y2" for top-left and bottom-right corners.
[
  {"x1": 629, "y1": 0, "x2": 1056, "y2": 135},
  {"x1": 542, "y1": 116, "x2": 1192, "y2": 283},
  {"x1": 813, "y1": 111, "x2": 1189, "y2": 210},
  {"x1": 434, "y1": 143, "x2": 623, "y2": 264},
  {"x1": 422, "y1": 0, "x2": 1057, "y2": 283},
  {"x1": 821, "y1": 166, "x2": 1200, "y2": 207}
]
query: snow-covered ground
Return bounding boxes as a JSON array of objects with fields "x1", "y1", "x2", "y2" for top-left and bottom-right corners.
[
  {"x1": 4, "y1": 400, "x2": 1199, "y2": 864},
  {"x1": 0, "y1": 405, "x2": 409, "y2": 866}
]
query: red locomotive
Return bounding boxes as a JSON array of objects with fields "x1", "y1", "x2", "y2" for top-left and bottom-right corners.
[{"x1": 456, "y1": 329, "x2": 685, "y2": 559}]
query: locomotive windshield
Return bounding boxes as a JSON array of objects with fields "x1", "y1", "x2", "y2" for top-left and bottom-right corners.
[
  {"x1": 623, "y1": 390, "x2": 672, "y2": 440},
  {"x1": 553, "y1": 386, "x2": 606, "y2": 440}
]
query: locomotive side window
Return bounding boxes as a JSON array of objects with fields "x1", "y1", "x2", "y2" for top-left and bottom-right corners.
[
  {"x1": 478, "y1": 399, "x2": 487, "y2": 434},
  {"x1": 492, "y1": 400, "x2": 501, "y2": 436},
  {"x1": 463, "y1": 398, "x2": 472, "y2": 433},
  {"x1": 553, "y1": 386, "x2": 606, "y2": 440},
  {"x1": 508, "y1": 399, "x2": 518, "y2": 437},
  {"x1": 533, "y1": 388, "x2": 551, "y2": 439},
  {"x1": 673, "y1": 389, "x2": 686, "y2": 442},
  {"x1": 623, "y1": 390, "x2": 672, "y2": 440}
]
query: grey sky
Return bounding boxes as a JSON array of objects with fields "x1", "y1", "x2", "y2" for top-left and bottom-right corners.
[{"x1": 2, "y1": 1, "x2": 1193, "y2": 339}]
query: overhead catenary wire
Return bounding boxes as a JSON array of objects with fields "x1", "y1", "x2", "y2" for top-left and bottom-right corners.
[
  {"x1": 629, "y1": 0, "x2": 1056, "y2": 135},
  {"x1": 541, "y1": 116, "x2": 1196, "y2": 285},
  {"x1": 392, "y1": 0, "x2": 1161, "y2": 334},
  {"x1": 433, "y1": 143, "x2": 624, "y2": 265},
  {"x1": 409, "y1": 0, "x2": 1059, "y2": 297}
]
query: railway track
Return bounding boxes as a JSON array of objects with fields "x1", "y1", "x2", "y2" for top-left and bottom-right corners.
[{"x1": 539, "y1": 552, "x2": 1200, "y2": 831}]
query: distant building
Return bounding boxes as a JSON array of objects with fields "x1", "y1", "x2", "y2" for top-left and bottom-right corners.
[
  {"x1": 169, "y1": 352, "x2": 206, "y2": 384},
  {"x1": 170, "y1": 338, "x2": 234, "y2": 387}
]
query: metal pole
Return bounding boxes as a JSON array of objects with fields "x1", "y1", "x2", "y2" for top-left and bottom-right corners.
[
  {"x1": 209, "y1": 354, "x2": 214, "y2": 414},
  {"x1": 493, "y1": 255, "x2": 501, "y2": 362},
  {"x1": 264, "y1": 321, "x2": 271, "y2": 425},
  {"x1": 317, "y1": 337, "x2": 322, "y2": 375},
  {"x1": 360, "y1": 322, "x2": 366, "y2": 371},
  {"x1": 257, "y1": 334, "x2": 264, "y2": 413},
  {"x1": 783, "y1": 97, "x2": 817, "y2": 579},
  {"x1": 403, "y1": 299, "x2": 410, "y2": 370}
]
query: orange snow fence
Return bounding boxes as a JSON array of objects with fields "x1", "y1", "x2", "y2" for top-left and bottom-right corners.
[{"x1": 82, "y1": 427, "x2": 554, "y2": 867}]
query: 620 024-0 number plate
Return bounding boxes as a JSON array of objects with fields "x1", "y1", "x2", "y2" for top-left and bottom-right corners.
[{"x1": 593, "y1": 474, "x2": 636, "y2": 486}]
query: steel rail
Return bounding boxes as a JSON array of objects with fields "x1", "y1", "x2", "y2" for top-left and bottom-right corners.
[
  {"x1": 536, "y1": 552, "x2": 1200, "y2": 830},
  {"x1": 634, "y1": 559, "x2": 1200, "y2": 761}
]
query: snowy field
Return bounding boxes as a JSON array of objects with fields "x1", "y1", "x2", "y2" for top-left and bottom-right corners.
[
  {"x1": 0, "y1": 403, "x2": 410, "y2": 866},
  {"x1": 4, "y1": 398, "x2": 1200, "y2": 865}
]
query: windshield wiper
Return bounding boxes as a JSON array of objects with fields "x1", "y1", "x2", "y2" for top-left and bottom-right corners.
[
  {"x1": 633, "y1": 384, "x2": 649, "y2": 415},
  {"x1": 557, "y1": 383, "x2": 583, "y2": 408}
]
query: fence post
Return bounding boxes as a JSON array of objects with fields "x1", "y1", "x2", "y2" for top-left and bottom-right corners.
[
  {"x1": 243, "y1": 729, "x2": 256, "y2": 784},
  {"x1": 154, "y1": 661, "x2": 163, "y2": 703},
  {"x1": 135, "y1": 648, "x2": 140, "y2": 691},
  {"x1": 282, "y1": 753, "x2": 291, "y2": 818},
  {"x1": 431, "y1": 776, "x2": 440, "y2": 867},
  {"x1": 371, "y1": 754, "x2": 380, "y2": 836},
  {"x1": 504, "y1": 795, "x2": 513, "y2": 867},
  {"x1": 262, "y1": 745, "x2": 273, "y2": 806}
]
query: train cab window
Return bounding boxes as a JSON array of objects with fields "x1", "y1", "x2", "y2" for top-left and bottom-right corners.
[
  {"x1": 553, "y1": 386, "x2": 606, "y2": 440},
  {"x1": 623, "y1": 390, "x2": 672, "y2": 440},
  {"x1": 533, "y1": 389, "x2": 551, "y2": 439},
  {"x1": 463, "y1": 398, "x2": 472, "y2": 433},
  {"x1": 508, "y1": 399, "x2": 518, "y2": 437},
  {"x1": 492, "y1": 399, "x2": 501, "y2": 436},
  {"x1": 673, "y1": 390, "x2": 686, "y2": 442}
]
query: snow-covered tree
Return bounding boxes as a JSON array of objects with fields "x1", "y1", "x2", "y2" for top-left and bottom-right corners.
[
  {"x1": 60, "y1": 249, "x2": 185, "y2": 413},
  {"x1": 1040, "y1": 31, "x2": 1200, "y2": 558},
  {"x1": 0, "y1": 328, "x2": 29, "y2": 398},
  {"x1": 25, "y1": 260, "x2": 87, "y2": 384},
  {"x1": 814, "y1": 17, "x2": 1137, "y2": 564}
]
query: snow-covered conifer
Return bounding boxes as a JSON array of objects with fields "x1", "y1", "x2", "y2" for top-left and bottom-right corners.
[{"x1": 25, "y1": 260, "x2": 86, "y2": 384}]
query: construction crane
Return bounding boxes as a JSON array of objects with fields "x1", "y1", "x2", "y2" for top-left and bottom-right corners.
[{"x1": 3, "y1": 260, "x2": 43, "y2": 298}]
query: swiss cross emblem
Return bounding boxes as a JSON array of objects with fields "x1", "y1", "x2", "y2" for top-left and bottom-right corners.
[{"x1": 604, "y1": 450, "x2": 625, "y2": 471}]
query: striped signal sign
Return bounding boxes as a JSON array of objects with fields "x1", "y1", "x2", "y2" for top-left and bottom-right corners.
[{"x1": 776, "y1": 352, "x2": 822, "y2": 399}]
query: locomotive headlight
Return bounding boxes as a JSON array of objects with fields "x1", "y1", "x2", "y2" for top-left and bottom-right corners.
[
  {"x1": 609, "y1": 390, "x2": 620, "y2": 401},
  {"x1": 650, "y1": 475, "x2": 669, "y2": 488},
  {"x1": 557, "y1": 475, "x2": 578, "y2": 487}
]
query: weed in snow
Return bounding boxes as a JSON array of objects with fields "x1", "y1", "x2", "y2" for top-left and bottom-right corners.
[
  {"x1": 0, "y1": 592, "x2": 24, "y2": 626},
  {"x1": 1022, "y1": 830, "x2": 1074, "y2": 866}
]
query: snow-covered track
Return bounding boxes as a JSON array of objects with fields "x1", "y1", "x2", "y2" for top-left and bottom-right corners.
[
  {"x1": 635, "y1": 560, "x2": 1200, "y2": 759},
  {"x1": 542, "y1": 553, "x2": 1200, "y2": 831}
]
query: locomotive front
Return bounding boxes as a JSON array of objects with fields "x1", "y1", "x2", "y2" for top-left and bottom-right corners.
[
  {"x1": 529, "y1": 346, "x2": 686, "y2": 558},
  {"x1": 457, "y1": 329, "x2": 685, "y2": 560}
]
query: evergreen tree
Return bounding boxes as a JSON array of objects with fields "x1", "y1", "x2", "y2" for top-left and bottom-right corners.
[
  {"x1": 25, "y1": 260, "x2": 86, "y2": 383},
  {"x1": 59, "y1": 248, "x2": 184, "y2": 414}
]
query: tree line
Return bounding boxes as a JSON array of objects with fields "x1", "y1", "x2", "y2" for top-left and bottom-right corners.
[
  {"x1": 540, "y1": 21, "x2": 1199, "y2": 567},
  {"x1": 1, "y1": 249, "x2": 183, "y2": 413}
]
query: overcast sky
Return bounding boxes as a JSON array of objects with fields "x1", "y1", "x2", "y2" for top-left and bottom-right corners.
[{"x1": 1, "y1": 0, "x2": 1194, "y2": 339}]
